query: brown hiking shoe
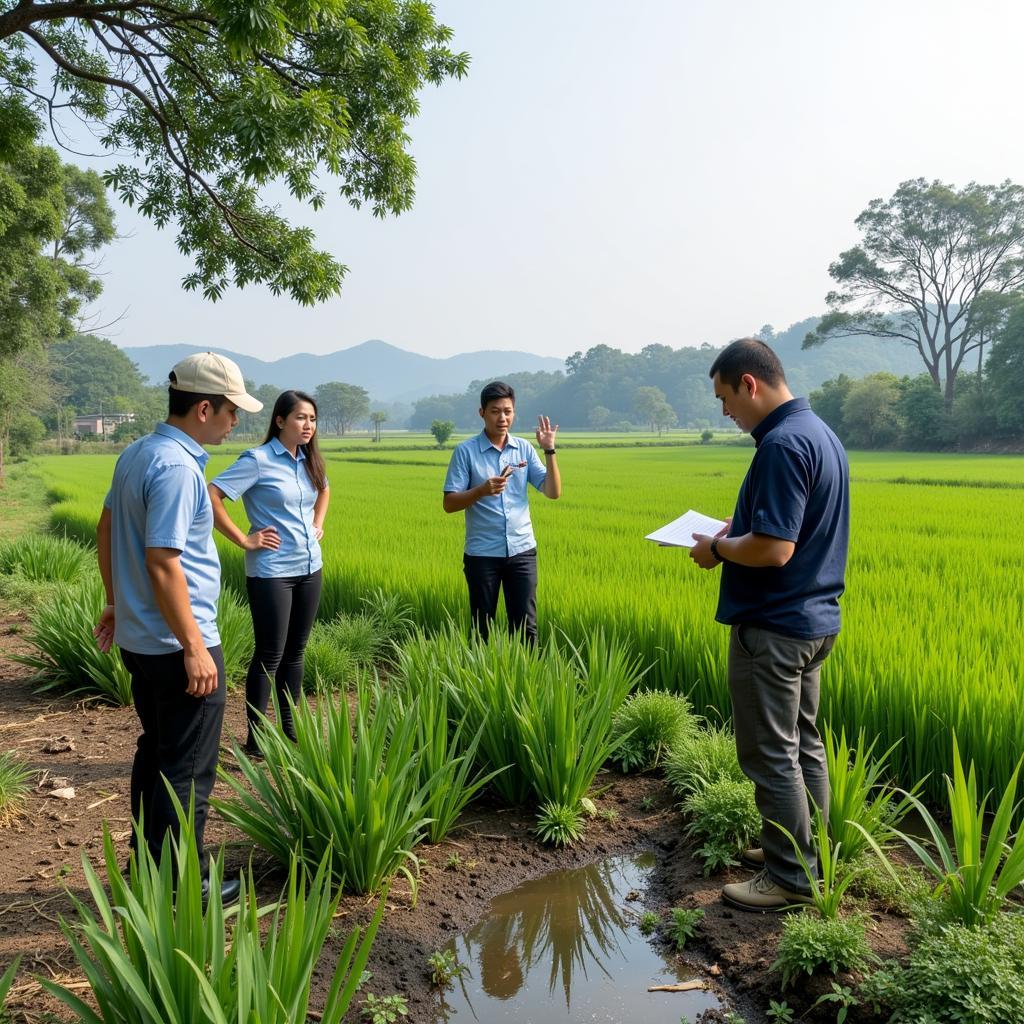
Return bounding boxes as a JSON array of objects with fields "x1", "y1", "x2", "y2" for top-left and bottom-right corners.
[
  {"x1": 741, "y1": 847, "x2": 765, "y2": 868},
  {"x1": 721, "y1": 869, "x2": 813, "y2": 912}
]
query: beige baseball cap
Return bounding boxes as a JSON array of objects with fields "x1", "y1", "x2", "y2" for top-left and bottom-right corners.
[{"x1": 169, "y1": 351, "x2": 263, "y2": 413}]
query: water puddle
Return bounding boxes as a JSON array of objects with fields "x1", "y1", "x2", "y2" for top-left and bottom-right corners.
[{"x1": 433, "y1": 852, "x2": 723, "y2": 1023}]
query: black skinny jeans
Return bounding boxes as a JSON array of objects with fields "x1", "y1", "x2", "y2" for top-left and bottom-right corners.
[
  {"x1": 244, "y1": 568, "x2": 322, "y2": 744},
  {"x1": 121, "y1": 644, "x2": 226, "y2": 868},
  {"x1": 463, "y1": 547, "x2": 538, "y2": 644}
]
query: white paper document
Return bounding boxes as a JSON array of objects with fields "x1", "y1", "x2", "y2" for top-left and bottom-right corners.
[{"x1": 645, "y1": 509, "x2": 728, "y2": 548}]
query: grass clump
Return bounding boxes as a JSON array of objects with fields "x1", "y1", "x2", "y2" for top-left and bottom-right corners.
[
  {"x1": 534, "y1": 801, "x2": 586, "y2": 847},
  {"x1": 0, "y1": 751, "x2": 32, "y2": 825},
  {"x1": 0, "y1": 533, "x2": 92, "y2": 583},
  {"x1": 664, "y1": 724, "x2": 747, "y2": 797},
  {"x1": 214, "y1": 683, "x2": 435, "y2": 895},
  {"x1": 304, "y1": 611, "x2": 392, "y2": 691},
  {"x1": 217, "y1": 585, "x2": 254, "y2": 687},
  {"x1": 639, "y1": 910, "x2": 659, "y2": 935},
  {"x1": 14, "y1": 574, "x2": 133, "y2": 705},
  {"x1": 666, "y1": 907, "x2": 704, "y2": 950},
  {"x1": 859, "y1": 909, "x2": 1024, "y2": 1022},
  {"x1": 42, "y1": 790, "x2": 383, "y2": 1024},
  {"x1": 610, "y1": 689, "x2": 695, "y2": 772},
  {"x1": 682, "y1": 778, "x2": 761, "y2": 874},
  {"x1": 772, "y1": 911, "x2": 876, "y2": 989}
]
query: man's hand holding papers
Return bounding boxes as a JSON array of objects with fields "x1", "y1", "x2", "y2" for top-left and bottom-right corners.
[{"x1": 646, "y1": 509, "x2": 729, "y2": 549}]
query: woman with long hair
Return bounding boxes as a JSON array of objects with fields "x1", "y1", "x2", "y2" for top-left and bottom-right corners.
[{"x1": 209, "y1": 390, "x2": 329, "y2": 754}]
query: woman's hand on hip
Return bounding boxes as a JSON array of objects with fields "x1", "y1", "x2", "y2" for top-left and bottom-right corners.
[{"x1": 243, "y1": 526, "x2": 281, "y2": 551}]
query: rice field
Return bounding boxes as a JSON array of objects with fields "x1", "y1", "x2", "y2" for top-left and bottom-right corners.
[{"x1": 28, "y1": 444, "x2": 1024, "y2": 807}]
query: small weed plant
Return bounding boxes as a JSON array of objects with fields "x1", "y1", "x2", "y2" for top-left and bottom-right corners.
[
  {"x1": 610, "y1": 690, "x2": 695, "y2": 772},
  {"x1": 639, "y1": 910, "x2": 659, "y2": 935},
  {"x1": 0, "y1": 751, "x2": 31, "y2": 824},
  {"x1": 664, "y1": 724, "x2": 746, "y2": 797},
  {"x1": 682, "y1": 778, "x2": 761, "y2": 874},
  {"x1": 666, "y1": 907, "x2": 704, "y2": 950},
  {"x1": 535, "y1": 801, "x2": 586, "y2": 846},
  {"x1": 427, "y1": 949, "x2": 467, "y2": 989},
  {"x1": 811, "y1": 983, "x2": 859, "y2": 1024},
  {"x1": 772, "y1": 911, "x2": 876, "y2": 989},
  {"x1": 765, "y1": 1000, "x2": 794, "y2": 1022},
  {"x1": 360, "y1": 993, "x2": 408, "y2": 1023}
]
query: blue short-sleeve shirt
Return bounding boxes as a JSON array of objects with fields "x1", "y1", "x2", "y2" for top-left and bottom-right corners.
[
  {"x1": 716, "y1": 398, "x2": 850, "y2": 639},
  {"x1": 443, "y1": 432, "x2": 547, "y2": 557},
  {"x1": 210, "y1": 438, "x2": 325, "y2": 578},
  {"x1": 104, "y1": 422, "x2": 221, "y2": 655}
]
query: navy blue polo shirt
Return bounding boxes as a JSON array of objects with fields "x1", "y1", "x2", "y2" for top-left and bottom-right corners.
[{"x1": 716, "y1": 398, "x2": 849, "y2": 639}]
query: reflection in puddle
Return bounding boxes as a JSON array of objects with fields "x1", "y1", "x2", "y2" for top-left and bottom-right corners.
[{"x1": 435, "y1": 853, "x2": 722, "y2": 1023}]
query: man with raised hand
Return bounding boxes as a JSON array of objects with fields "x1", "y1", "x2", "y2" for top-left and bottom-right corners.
[
  {"x1": 94, "y1": 352, "x2": 261, "y2": 903},
  {"x1": 689, "y1": 338, "x2": 849, "y2": 911},
  {"x1": 442, "y1": 381, "x2": 562, "y2": 645}
]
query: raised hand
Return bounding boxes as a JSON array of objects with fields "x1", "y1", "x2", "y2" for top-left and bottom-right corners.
[{"x1": 536, "y1": 415, "x2": 558, "y2": 451}]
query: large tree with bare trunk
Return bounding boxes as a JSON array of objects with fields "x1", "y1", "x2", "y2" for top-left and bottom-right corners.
[
  {"x1": 0, "y1": 0, "x2": 468, "y2": 305},
  {"x1": 804, "y1": 178, "x2": 1024, "y2": 409}
]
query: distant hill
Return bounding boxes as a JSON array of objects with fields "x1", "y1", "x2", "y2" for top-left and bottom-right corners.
[{"x1": 120, "y1": 339, "x2": 566, "y2": 403}]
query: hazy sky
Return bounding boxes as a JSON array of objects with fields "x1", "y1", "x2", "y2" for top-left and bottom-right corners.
[{"x1": 72, "y1": 0, "x2": 1024, "y2": 360}]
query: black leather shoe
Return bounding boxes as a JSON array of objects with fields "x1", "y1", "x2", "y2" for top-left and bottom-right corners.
[{"x1": 201, "y1": 876, "x2": 242, "y2": 907}]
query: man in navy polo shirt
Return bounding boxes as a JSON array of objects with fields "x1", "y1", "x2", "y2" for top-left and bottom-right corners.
[
  {"x1": 442, "y1": 381, "x2": 562, "y2": 644},
  {"x1": 690, "y1": 338, "x2": 849, "y2": 911},
  {"x1": 93, "y1": 352, "x2": 261, "y2": 902}
]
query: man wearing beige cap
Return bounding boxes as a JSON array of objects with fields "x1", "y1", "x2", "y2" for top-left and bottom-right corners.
[{"x1": 94, "y1": 352, "x2": 261, "y2": 902}]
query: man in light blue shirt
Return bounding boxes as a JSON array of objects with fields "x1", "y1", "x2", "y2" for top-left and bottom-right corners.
[
  {"x1": 443, "y1": 381, "x2": 562, "y2": 643},
  {"x1": 94, "y1": 352, "x2": 261, "y2": 901}
]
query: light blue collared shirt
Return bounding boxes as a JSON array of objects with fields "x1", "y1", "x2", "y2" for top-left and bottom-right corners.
[
  {"x1": 210, "y1": 438, "x2": 325, "y2": 578},
  {"x1": 104, "y1": 422, "x2": 221, "y2": 655},
  {"x1": 443, "y1": 432, "x2": 547, "y2": 557}
]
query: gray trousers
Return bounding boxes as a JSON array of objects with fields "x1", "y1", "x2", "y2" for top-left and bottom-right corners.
[{"x1": 728, "y1": 624, "x2": 835, "y2": 893}]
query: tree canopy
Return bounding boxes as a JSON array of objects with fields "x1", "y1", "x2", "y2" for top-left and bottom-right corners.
[
  {"x1": 0, "y1": 0, "x2": 468, "y2": 304},
  {"x1": 804, "y1": 178, "x2": 1024, "y2": 408}
]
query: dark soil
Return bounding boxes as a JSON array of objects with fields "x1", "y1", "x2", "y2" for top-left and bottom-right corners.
[{"x1": 0, "y1": 614, "x2": 911, "y2": 1024}]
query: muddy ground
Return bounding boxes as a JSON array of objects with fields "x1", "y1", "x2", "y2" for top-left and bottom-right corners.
[{"x1": 0, "y1": 613, "x2": 911, "y2": 1023}]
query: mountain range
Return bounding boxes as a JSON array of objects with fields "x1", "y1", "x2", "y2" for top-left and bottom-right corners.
[{"x1": 120, "y1": 340, "x2": 566, "y2": 404}]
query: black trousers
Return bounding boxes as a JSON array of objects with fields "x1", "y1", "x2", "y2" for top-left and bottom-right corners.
[
  {"x1": 121, "y1": 645, "x2": 226, "y2": 867},
  {"x1": 244, "y1": 568, "x2": 322, "y2": 743},
  {"x1": 463, "y1": 547, "x2": 538, "y2": 644}
]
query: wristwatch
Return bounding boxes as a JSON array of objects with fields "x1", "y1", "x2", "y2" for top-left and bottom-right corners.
[
  {"x1": 710, "y1": 538, "x2": 725, "y2": 563},
  {"x1": 544, "y1": 448, "x2": 556, "y2": 455}
]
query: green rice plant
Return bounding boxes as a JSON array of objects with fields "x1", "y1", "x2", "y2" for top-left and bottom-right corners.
[
  {"x1": 42, "y1": 789, "x2": 383, "y2": 1024},
  {"x1": 884, "y1": 737, "x2": 1024, "y2": 927},
  {"x1": 328, "y1": 613, "x2": 386, "y2": 667},
  {"x1": 0, "y1": 568, "x2": 61, "y2": 612},
  {"x1": 392, "y1": 674, "x2": 505, "y2": 843},
  {"x1": 682, "y1": 778, "x2": 761, "y2": 875},
  {"x1": 534, "y1": 801, "x2": 586, "y2": 846},
  {"x1": 14, "y1": 573, "x2": 133, "y2": 705},
  {"x1": 774, "y1": 805, "x2": 861, "y2": 919},
  {"x1": 217, "y1": 586, "x2": 254, "y2": 687},
  {"x1": 514, "y1": 631, "x2": 639, "y2": 812},
  {"x1": 664, "y1": 724, "x2": 746, "y2": 797},
  {"x1": 361, "y1": 587, "x2": 415, "y2": 648},
  {"x1": 610, "y1": 689, "x2": 696, "y2": 772},
  {"x1": 0, "y1": 533, "x2": 92, "y2": 583},
  {"x1": 213, "y1": 683, "x2": 435, "y2": 895},
  {"x1": 0, "y1": 751, "x2": 32, "y2": 825},
  {"x1": 666, "y1": 907, "x2": 704, "y2": 950},
  {"x1": 772, "y1": 912, "x2": 876, "y2": 989},
  {"x1": 303, "y1": 622, "x2": 359, "y2": 692},
  {"x1": 824, "y1": 724, "x2": 919, "y2": 863},
  {"x1": 0, "y1": 955, "x2": 19, "y2": 1023}
]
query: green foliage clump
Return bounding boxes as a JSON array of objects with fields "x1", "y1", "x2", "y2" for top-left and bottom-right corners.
[
  {"x1": 0, "y1": 750, "x2": 31, "y2": 824},
  {"x1": 534, "y1": 801, "x2": 586, "y2": 847},
  {"x1": 664, "y1": 724, "x2": 746, "y2": 797},
  {"x1": 638, "y1": 910, "x2": 658, "y2": 936},
  {"x1": 360, "y1": 993, "x2": 408, "y2": 1023},
  {"x1": 846, "y1": 857, "x2": 931, "y2": 916},
  {"x1": 304, "y1": 610, "x2": 394, "y2": 691},
  {"x1": 610, "y1": 689, "x2": 695, "y2": 772},
  {"x1": 0, "y1": 569, "x2": 60, "y2": 613},
  {"x1": 0, "y1": 533, "x2": 92, "y2": 583},
  {"x1": 682, "y1": 778, "x2": 761, "y2": 875},
  {"x1": 214, "y1": 683, "x2": 434, "y2": 895},
  {"x1": 15, "y1": 574, "x2": 133, "y2": 705},
  {"x1": 42, "y1": 790, "x2": 382, "y2": 1024},
  {"x1": 772, "y1": 911, "x2": 876, "y2": 989},
  {"x1": 427, "y1": 949, "x2": 467, "y2": 988},
  {"x1": 666, "y1": 907, "x2": 704, "y2": 951},
  {"x1": 859, "y1": 911, "x2": 1024, "y2": 1023},
  {"x1": 217, "y1": 586, "x2": 254, "y2": 687}
]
